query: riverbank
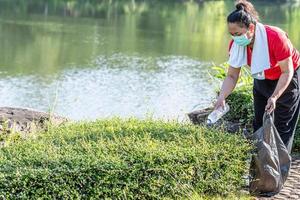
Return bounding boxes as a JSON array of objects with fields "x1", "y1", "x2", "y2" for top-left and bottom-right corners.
[
  {"x1": 0, "y1": 62, "x2": 299, "y2": 198},
  {"x1": 0, "y1": 64, "x2": 299, "y2": 199}
]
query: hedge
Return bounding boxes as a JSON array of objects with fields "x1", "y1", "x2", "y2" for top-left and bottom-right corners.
[{"x1": 0, "y1": 118, "x2": 251, "y2": 199}]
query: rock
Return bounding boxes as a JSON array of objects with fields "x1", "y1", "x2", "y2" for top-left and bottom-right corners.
[
  {"x1": 0, "y1": 107, "x2": 68, "y2": 134},
  {"x1": 187, "y1": 107, "x2": 212, "y2": 124},
  {"x1": 187, "y1": 107, "x2": 246, "y2": 133}
]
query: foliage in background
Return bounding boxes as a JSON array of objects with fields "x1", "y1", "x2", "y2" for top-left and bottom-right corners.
[{"x1": 0, "y1": 118, "x2": 252, "y2": 199}]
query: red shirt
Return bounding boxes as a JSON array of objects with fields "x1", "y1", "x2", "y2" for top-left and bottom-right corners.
[{"x1": 229, "y1": 25, "x2": 300, "y2": 80}]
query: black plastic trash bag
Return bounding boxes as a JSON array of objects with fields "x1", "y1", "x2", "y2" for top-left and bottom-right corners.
[{"x1": 244, "y1": 112, "x2": 291, "y2": 197}]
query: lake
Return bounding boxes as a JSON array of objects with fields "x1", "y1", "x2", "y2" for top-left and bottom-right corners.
[{"x1": 0, "y1": 0, "x2": 299, "y2": 120}]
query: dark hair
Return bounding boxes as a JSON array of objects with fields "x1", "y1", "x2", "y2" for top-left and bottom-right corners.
[{"x1": 227, "y1": 0, "x2": 259, "y2": 28}]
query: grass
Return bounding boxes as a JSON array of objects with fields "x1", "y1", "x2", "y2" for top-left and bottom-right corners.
[{"x1": 0, "y1": 117, "x2": 252, "y2": 199}]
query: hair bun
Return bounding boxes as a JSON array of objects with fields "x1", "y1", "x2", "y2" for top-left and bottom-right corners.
[
  {"x1": 228, "y1": 0, "x2": 260, "y2": 25},
  {"x1": 236, "y1": 3, "x2": 245, "y2": 11}
]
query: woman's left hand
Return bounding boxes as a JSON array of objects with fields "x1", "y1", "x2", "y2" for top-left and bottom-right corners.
[{"x1": 265, "y1": 96, "x2": 277, "y2": 114}]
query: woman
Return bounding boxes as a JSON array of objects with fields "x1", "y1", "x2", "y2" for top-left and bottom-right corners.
[{"x1": 215, "y1": 0, "x2": 300, "y2": 154}]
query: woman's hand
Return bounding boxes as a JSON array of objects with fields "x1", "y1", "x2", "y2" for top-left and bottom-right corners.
[
  {"x1": 265, "y1": 96, "x2": 277, "y2": 114},
  {"x1": 214, "y1": 96, "x2": 226, "y2": 110},
  {"x1": 264, "y1": 57, "x2": 293, "y2": 114}
]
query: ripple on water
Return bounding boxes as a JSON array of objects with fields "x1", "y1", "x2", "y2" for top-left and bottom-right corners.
[{"x1": 0, "y1": 54, "x2": 217, "y2": 121}]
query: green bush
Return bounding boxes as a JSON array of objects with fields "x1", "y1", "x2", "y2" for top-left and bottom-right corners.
[
  {"x1": 225, "y1": 86, "x2": 254, "y2": 126},
  {"x1": 294, "y1": 124, "x2": 300, "y2": 152},
  {"x1": 0, "y1": 118, "x2": 251, "y2": 199}
]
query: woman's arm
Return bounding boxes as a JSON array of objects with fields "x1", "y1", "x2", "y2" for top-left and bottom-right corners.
[
  {"x1": 265, "y1": 57, "x2": 294, "y2": 113},
  {"x1": 214, "y1": 66, "x2": 241, "y2": 110}
]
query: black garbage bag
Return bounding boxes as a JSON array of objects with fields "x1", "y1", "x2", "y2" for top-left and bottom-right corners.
[{"x1": 244, "y1": 112, "x2": 291, "y2": 197}]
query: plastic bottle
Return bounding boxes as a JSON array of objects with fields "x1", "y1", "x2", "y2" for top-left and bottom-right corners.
[{"x1": 206, "y1": 103, "x2": 230, "y2": 125}]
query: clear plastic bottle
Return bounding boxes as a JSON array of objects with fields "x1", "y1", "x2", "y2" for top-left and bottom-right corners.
[{"x1": 206, "y1": 103, "x2": 230, "y2": 125}]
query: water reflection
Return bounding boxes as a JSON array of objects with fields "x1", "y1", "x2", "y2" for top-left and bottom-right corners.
[
  {"x1": 0, "y1": 0, "x2": 299, "y2": 119},
  {"x1": 0, "y1": 54, "x2": 215, "y2": 120}
]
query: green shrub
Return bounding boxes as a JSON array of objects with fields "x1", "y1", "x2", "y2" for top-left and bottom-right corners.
[
  {"x1": 294, "y1": 125, "x2": 300, "y2": 153},
  {"x1": 0, "y1": 118, "x2": 251, "y2": 199},
  {"x1": 225, "y1": 86, "x2": 254, "y2": 126}
]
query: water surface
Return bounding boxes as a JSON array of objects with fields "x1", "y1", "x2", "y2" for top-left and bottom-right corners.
[{"x1": 0, "y1": 0, "x2": 299, "y2": 120}]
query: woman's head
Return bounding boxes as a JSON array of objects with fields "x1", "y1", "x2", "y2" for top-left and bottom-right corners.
[{"x1": 227, "y1": 0, "x2": 259, "y2": 46}]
